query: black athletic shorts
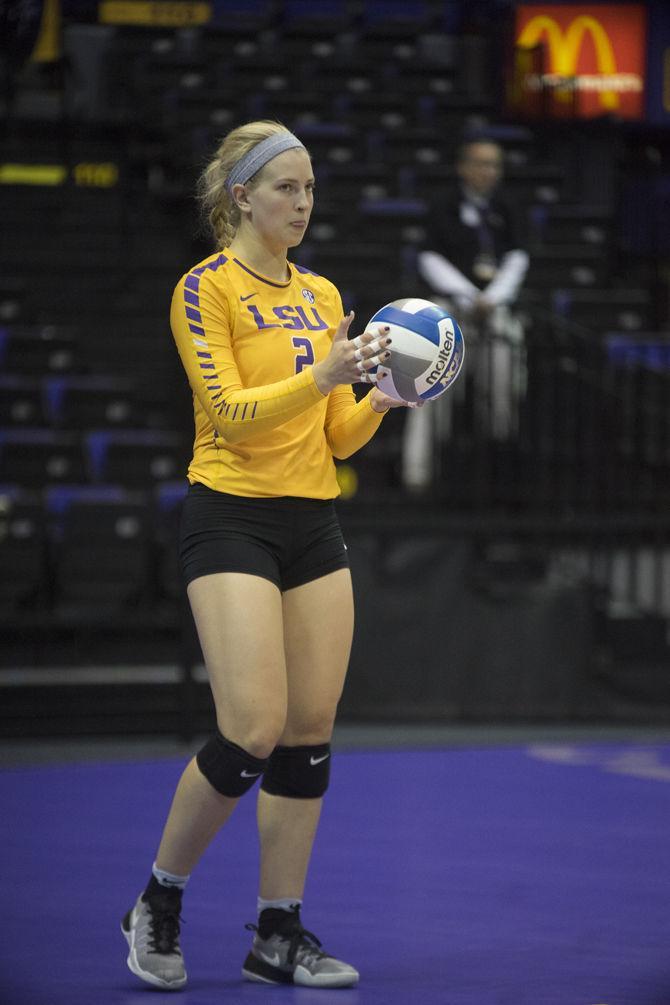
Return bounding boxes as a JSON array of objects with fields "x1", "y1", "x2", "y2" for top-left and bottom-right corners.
[{"x1": 179, "y1": 483, "x2": 349, "y2": 591}]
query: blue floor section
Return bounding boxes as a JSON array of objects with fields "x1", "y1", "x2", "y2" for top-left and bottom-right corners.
[{"x1": 3, "y1": 743, "x2": 670, "y2": 1005}]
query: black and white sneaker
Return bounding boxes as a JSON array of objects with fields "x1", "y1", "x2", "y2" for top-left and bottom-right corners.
[
  {"x1": 121, "y1": 887, "x2": 187, "y2": 990},
  {"x1": 242, "y1": 906, "x2": 359, "y2": 988}
]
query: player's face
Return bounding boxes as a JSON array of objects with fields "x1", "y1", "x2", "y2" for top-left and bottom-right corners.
[
  {"x1": 458, "y1": 142, "x2": 503, "y2": 197},
  {"x1": 245, "y1": 149, "x2": 315, "y2": 252}
]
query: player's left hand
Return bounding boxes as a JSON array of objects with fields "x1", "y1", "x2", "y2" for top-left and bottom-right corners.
[{"x1": 369, "y1": 387, "x2": 424, "y2": 412}]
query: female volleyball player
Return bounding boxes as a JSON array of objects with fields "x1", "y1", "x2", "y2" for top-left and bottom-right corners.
[{"x1": 121, "y1": 121, "x2": 414, "y2": 991}]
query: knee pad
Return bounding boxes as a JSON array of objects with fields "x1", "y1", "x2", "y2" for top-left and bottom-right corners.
[
  {"x1": 196, "y1": 732, "x2": 269, "y2": 798},
  {"x1": 260, "y1": 743, "x2": 331, "y2": 799}
]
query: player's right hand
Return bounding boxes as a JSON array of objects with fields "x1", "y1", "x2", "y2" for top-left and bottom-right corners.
[{"x1": 312, "y1": 311, "x2": 392, "y2": 394}]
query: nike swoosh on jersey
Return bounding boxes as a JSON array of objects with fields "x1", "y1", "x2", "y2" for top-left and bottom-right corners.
[
  {"x1": 241, "y1": 769, "x2": 262, "y2": 777},
  {"x1": 240, "y1": 292, "x2": 258, "y2": 301},
  {"x1": 310, "y1": 754, "x2": 330, "y2": 766}
]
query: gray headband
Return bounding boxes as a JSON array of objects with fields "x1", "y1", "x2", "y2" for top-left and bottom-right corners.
[{"x1": 225, "y1": 132, "x2": 306, "y2": 192}]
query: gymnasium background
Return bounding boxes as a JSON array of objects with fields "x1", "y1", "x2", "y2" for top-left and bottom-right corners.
[{"x1": 2, "y1": 0, "x2": 670, "y2": 739}]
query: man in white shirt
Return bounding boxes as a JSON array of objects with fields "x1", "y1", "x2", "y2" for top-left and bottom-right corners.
[{"x1": 403, "y1": 138, "x2": 529, "y2": 492}]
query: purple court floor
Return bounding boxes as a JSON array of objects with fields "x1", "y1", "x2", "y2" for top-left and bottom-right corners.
[{"x1": 3, "y1": 740, "x2": 670, "y2": 1005}]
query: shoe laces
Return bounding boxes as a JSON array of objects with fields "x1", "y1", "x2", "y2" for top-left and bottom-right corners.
[
  {"x1": 246, "y1": 913, "x2": 327, "y2": 968},
  {"x1": 285, "y1": 925, "x2": 327, "y2": 968},
  {"x1": 145, "y1": 893, "x2": 184, "y2": 956}
]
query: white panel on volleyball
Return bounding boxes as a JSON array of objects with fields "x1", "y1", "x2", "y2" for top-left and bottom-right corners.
[{"x1": 396, "y1": 297, "x2": 437, "y2": 313}]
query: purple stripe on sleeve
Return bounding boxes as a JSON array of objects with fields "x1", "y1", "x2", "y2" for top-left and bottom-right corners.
[
  {"x1": 189, "y1": 325, "x2": 205, "y2": 336},
  {"x1": 252, "y1": 402, "x2": 258, "y2": 419},
  {"x1": 206, "y1": 253, "x2": 228, "y2": 272},
  {"x1": 188, "y1": 253, "x2": 227, "y2": 283},
  {"x1": 196, "y1": 352, "x2": 212, "y2": 359},
  {"x1": 186, "y1": 306, "x2": 202, "y2": 323},
  {"x1": 200, "y1": 363, "x2": 215, "y2": 370},
  {"x1": 232, "y1": 404, "x2": 239, "y2": 420},
  {"x1": 241, "y1": 403, "x2": 248, "y2": 420}
]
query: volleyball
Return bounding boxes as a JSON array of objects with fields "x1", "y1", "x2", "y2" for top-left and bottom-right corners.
[{"x1": 367, "y1": 298, "x2": 465, "y2": 403}]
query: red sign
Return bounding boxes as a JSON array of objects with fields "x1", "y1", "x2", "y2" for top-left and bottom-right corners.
[{"x1": 514, "y1": 4, "x2": 647, "y2": 119}]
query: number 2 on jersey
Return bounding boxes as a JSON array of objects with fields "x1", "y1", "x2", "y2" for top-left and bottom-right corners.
[{"x1": 292, "y1": 336, "x2": 315, "y2": 374}]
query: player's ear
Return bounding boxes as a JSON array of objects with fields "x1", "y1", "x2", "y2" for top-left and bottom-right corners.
[{"x1": 232, "y1": 183, "x2": 251, "y2": 214}]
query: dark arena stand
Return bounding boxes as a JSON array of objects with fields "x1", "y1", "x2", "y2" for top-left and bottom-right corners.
[{"x1": 2, "y1": 3, "x2": 670, "y2": 1002}]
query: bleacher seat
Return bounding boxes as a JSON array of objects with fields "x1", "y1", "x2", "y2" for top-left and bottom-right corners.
[
  {"x1": 370, "y1": 127, "x2": 449, "y2": 167},
  {"x1": 359, "y1": 0, "x2": 435, "y2": 37},
  {"x1": 46, "y1": 486, "x2": 153, "y2": 610},
  {"x1": 304, "y1": 241, "x2": 417, "y2": 291},
  {"x1": 0, "y1": 377, "x2": 47, "y2": 426},
  {"x1": 337, "y1": 407, "x2": 405, "y2": 498},
  {"x1": 1, "y1": 225, "x2": 124, "y2": 271},
  {"x1": 281, "y1": 0, "x2": 353, "y2": 37},
  {"x1": 161, "y1": 90, "x2": 241, "y2": 146},
  {"x1": 397, "y1": 161, "x2": 457, "y2": 202},
  {"x1": 86, "y1": 430, "x2": 189, "y2": 487},
  {"x1": 0, "y1": 489, "x2": 47, "y2": 609},
  {"x1": 221, "y1": 58, "x2": 291, "y2": 98},
  {"x1": 531, "y1": 204, "x2": 613, "y2": 248},
  {"x1": 78, "y1": 318, "x2": 179, "y2": 380},
  {"x1": 23, "y1": 269, "x2": 175, "y2": 324},
  {"x1": 0, "y1": 278, "x2": 28, "y2": 324},
  {"x1": 208, "y1": 1, "x2": 276, "y2": 34},
  {"x1": 154, "y1": 481, "x2": 189, "y2": 601},
  {"x1": 133, "y1": 51, "x2": 211, "y2": 108},
  {"x1": 346, "y1": 282, "x2": 422, "y2": 329},
  {"x1": 2, "y1": 177, "x2": 125, "y2": 231},
  {"x1": 503, "y1": 165, "x2": 568, "y2": 206},
  {"x1": 606, "y1": 333, "x2": 670, "y2": 371},
  {"x1": 388, "y1": 62, "x2": 457, "y2": 99},
  {"x1": 293, "y1": 122, "x2": 355, "y2": 165},
  {"x1": 356, "y1": 198, "x2": 428, "y2": 244},
  {"x1": 43, "y1": 376, "x2": 140, "y2": 429},
  {"x1": 197, "y1": 27, "x2": 272, "y2": 64},
  {"x1": 306, "y1": 203, "x2": 349, "y2": 245},
  {"x1": 248, "y1": 91, "x2": 334, "y2": 128},
  {"x1": 0, "y1": 325, "x2": 79, "y2": 374},
  {"x1": 526, "y1": 247, "x2": 609, "y2": 290},
  {"x1": 316, "y1": 162, "x2": 396, "y2": 202},
  {"x1": 552, "y1": 289, "x2": 652, "y2": 333},
  {"x1": 0, "y1": 430, "x2": 88, "y2": 487},
  {"x1": 333, "y1": 91, "x2": 413, "y2": 131},
  {"x1": 298, "y1": 62, "x2": 381, "y2": 101}
]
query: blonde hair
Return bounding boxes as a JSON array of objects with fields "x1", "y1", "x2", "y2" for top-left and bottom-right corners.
[{"x1": 198, "y1": 120, "x2": 298, "y2": 250}]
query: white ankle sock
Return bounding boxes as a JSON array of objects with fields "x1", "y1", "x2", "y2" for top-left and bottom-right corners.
[
  {"x1": 152, "y1": 861, "x2": 190, "y2": 891},
  {"x1": 257, "y1": 896, "x2": 302, "y2": 917}
]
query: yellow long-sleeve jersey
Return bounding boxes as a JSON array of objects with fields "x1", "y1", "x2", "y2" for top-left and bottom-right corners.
[{"x1": 170, "y1": 251, "x2": 386, "y2": 498}]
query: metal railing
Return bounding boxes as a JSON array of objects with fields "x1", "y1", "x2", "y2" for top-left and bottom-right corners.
[{"x1": 417, "y1": 305, "x2": 670, "y2": 517}]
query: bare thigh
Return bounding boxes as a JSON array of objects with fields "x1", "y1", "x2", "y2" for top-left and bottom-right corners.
[
  {"x1": 187, "y1": 572, "x2": 287, "y2": 755},
  {"x1": 280, "y1": 567, "x2": 355, "y2": 745}
]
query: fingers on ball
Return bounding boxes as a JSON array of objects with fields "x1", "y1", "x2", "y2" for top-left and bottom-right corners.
[{"x1": 353, "y1": 328, "x2": 392, "y2": 351}]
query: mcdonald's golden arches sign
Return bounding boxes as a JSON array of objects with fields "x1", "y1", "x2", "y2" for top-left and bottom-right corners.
[{"x1": 515, "y1": 4, "x2": 647, "y2": 119}]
